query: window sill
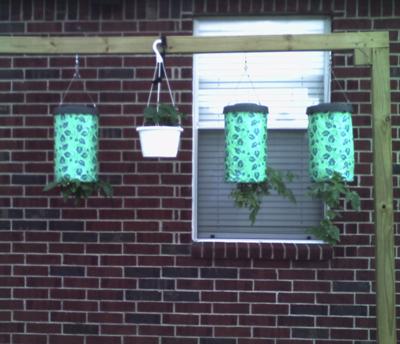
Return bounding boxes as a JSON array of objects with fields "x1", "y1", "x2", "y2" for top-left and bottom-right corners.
[{"x1": 191, "y1": 242, "x2": 333, "y2": 261}]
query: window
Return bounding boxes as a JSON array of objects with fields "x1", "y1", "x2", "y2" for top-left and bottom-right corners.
[{"x1": 192, "y1": 18, "x2": 331, "y2": 241}]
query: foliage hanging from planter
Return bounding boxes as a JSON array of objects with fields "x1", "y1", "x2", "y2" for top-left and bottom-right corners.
[
  {"x1": 231, "y1": 167, "x2": 296, "y2": 224},
  {"x1": 307, "y1": 172, "x2": 360, "y2": 245},
  {"x1": 44, "y1": 104, "x2": 112, "y2": 202},
  {"x1": 306, "y1": 103, "x2": 359, "y2": 245},
  {"x1": 224, "y1": 103, "x2": 296, "y2": 223}
]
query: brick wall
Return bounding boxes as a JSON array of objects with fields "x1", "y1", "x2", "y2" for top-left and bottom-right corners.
[{"x1": 0, "y1": 0, "x2": 399, "y2": 343}]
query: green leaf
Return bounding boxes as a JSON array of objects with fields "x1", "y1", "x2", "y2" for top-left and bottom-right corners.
[
  {"x1": 99, "y1": 180, "x2": 113, "y2": 197},
  {"x1": 143, "y1": 104, "x2": 184, "y2": 126},
  {"x1": 231, "y1": 167, "x2": 296, "y2": 225},
  {"x1": 44, "y1": 178, "x2": 113, "y2": 203},
  {"x1": 43, "y1": 180, "x2": 60, "y2": 192}
]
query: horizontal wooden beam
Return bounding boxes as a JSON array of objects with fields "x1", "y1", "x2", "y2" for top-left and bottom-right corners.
[
  {"x1": 0, "y1": 36, "x2": 159, "y2": 55},
  {"x1": 0, "y1": 31, "x2": 389, "y2": 55},
  {"x1": 167, "y1": 31, "x2": 389, "y2": 53}
]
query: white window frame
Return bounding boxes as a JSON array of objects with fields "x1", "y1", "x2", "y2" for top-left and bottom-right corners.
[{"x1": 192, "y1": 17, "x2": 331, "y2": 243}]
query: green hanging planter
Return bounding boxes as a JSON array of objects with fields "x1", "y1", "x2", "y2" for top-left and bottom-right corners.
[
  {"x1": 53, "y1": 105, "x2": 99, "y2": 183},
  {"x1": 224, "y1": 103, "x2": 269, "y2": 183},
  {"x1": 307, "y1": 102, "x2": 354, "y2": 182}
]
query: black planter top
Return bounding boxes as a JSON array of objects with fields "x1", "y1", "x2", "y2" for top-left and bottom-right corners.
[
  {"x1": 223, "y1": 103, "x2": 269, "y2": 115},
  {"x1": 306, "y1": 102, "x2": 353, "y2": 116},
  {"x1": 53, "y1": 104, "x2": 98, "y2": 116}
]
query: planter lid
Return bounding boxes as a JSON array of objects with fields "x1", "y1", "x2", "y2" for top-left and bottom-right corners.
[
  {"x1": 53, "y1": 104, "x2": 98, "y2": 116},
  {"x1": 306, "y1": 102, "x2": 352, "y2": 116},
  {"x1": 223, "y1": 103, "x2": 269, "y2": 115}
]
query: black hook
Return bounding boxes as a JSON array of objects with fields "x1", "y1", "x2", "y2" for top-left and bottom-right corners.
[{"x1": 152, "y1": 36, "x2": 167, "y2": 86}]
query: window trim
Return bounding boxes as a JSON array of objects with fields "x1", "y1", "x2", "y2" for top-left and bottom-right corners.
[{"x1": 192, "y1": 17, "x2": 331, "y2": 243}]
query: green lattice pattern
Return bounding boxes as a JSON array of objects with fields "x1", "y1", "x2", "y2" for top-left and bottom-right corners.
[
  {"x1": 54, "y1": 113, "x2": 99, "y2": 183},
  {"x1": 225, "y1": 111, "x2": 268, "y2": 183},
  {"x1": 308, "y1": 111, "x2": 354, "y2": 182}
]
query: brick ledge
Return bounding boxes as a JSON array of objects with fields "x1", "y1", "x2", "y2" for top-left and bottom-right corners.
[{"x1": 191, "y1": 242, "x2": 333, "y2": 261}]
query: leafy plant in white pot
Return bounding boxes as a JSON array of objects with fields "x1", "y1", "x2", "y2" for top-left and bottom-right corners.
[
  {"x1": 136, "y1": 38, "x2": 184, "y2": 158},
  {"x1": 136, "y1": 103, "x2": 184, "y2": 158}
]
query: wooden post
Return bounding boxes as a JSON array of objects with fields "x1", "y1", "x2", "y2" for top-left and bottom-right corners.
[{"x1": 371, "y1": 45, "x2": 397, "y2": 344}]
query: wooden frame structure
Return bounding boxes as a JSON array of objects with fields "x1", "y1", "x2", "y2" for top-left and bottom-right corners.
[{"x1": 0, "y1": 31, "x2": 396, "y2": 343}]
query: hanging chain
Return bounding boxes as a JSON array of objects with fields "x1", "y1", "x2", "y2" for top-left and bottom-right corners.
[
  {"x1": 330, "y1": 53, "x2": 350, "y2": 104},
  {"x1": 232, "y1": 54, "x2": 261, "y2": 105},
  {"x1": 59, "y1": 54, "x2": 96, "y2": 107},
  {"x1": 244, "y1": 55, "x2": 261, "y2": 105}
]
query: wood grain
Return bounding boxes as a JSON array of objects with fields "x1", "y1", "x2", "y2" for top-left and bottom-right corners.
[{"x1": 371, "y1": 46, "x2": 396, "y2": 344}]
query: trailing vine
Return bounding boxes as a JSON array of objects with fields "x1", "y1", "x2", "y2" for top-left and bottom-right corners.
[
  {"x1": 231, "y1": 167, "x2": 296, "y2": 224},
  {"x1": 44, "y1": 178, "x2": 113, "y2": 204},
  {"x1": 307, "y1": 172, "x2": 360, "y2": 245}
]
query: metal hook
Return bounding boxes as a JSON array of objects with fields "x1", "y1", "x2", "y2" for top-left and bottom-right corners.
[
  {"x1": 152, "y1": 39, "x2": 164, "y2": 64},
  {"x1": 74, "y1": 54, "x2": 81, "y2": 79}
]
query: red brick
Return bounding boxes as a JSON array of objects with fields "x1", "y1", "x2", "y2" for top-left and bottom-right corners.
[
  {"x1": 239, "y1": 315, "x2": 275, "y2": 326},
  {"x1": 0, "y1": 81, "x2": 12, "y2": 91},
  {"x1": 238, "y1": 340, "x2": 274, "y2": 344},
  {"x1": 213, "y1": 303, "x2": 249, "y2": 314},
  {"x1": 252, "y1": 304, "x2": 289, "y2": 315},
  {"x1": 64, "y1": 277, "x2": 99, "y2": 289},
  {"x1": 100, "y1": 255, "x2": 138, "y2": 266},
  {"x1": 163, "y1": 313, "x2": 198, "y2": 325},
  {"x1": 14, "y1": 311, "x2": 48, "y2": 321},
  {"x1": 12, "y1": 335, "x2": 47, "y2": 344},
  {"x1": 99, "y1": 209, "x2": 135, "y2": 220},
  {"x1": 51, "y1": 311, "x2": 86, "y2": 323},
  {"x1": 124, "y1": 336, "x2": 158, "y2": 344},
  {"x1": 0, "y1": 300, "x2": 23, "y2": 310},
  {"x1": 101, "y1": 324, "x2": 136, "y2": 335},
  {"x1": 63, "y1": 300, "x2": 98, "y2": 312},
  {"x1": 88, "y1": 312, "x2": 123, "y2": 323},
  {"x1": 201, "y1": 314, "x2": 237, "y2": 326},
  {"x1": 49, "y1": 335, "x2": 84, "y2": 344},
  {"x1": 27, "y1": 323, "x2": 61, "y2": 333},
  {"x1": 374, "y1": 18, "x2": 400, "y2": 29},
  {"x1": 101, "y1": 301, "x2": 136, "y2": 312},
  {"x1": 13, "y1": 288, "x2": 48, "y2": 299},
  {"x1": 50, "y1": 288, "x2": 85, "y2": 300},
  {"x1": 26, "y1": 300, "x2": 60, "y2": 311},
  {"x1": 177, "y1": 279, "x2": 213, "y2": 290},
  {"x1": 86, "y1": 336, "x2": 121, "y2": 344},
  {"x1": 176, "y1": 325, "x2": 212, "y2": 337},
  {"x1": 124, "y1": 244, "x2": 160, "y2": 255},
  {"x1": 215, "y1": 280, "x2": 252, "y2": 291},
  {"x1": 138, "y1": 255, "x2": 174, "y2": 266},
  {"x1": 278, "y1": 293, "x2": 315, "y2": 303},
  {"x1": 215, "y1": 326, "x2": 251, "y2": 337},
  {"x1": 253, "y1": 327, "x2": 290, "y2": 338}
]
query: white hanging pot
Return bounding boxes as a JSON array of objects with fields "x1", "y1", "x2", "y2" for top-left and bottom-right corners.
[{"x1": 137, "y1": 125, "x2": 183, "y2": 158}]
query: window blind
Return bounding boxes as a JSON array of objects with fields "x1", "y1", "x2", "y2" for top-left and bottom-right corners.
[{"x1": 197, "y1": 130, "x2": 323, "y2": 240}]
